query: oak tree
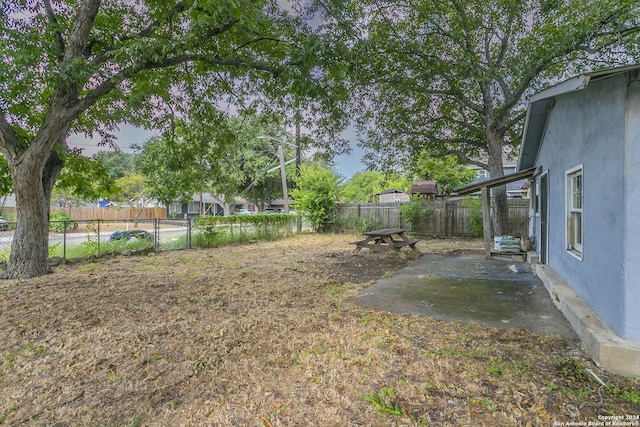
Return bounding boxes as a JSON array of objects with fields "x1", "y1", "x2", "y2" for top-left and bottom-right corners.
[
  {"x1": 326, "y1": 0, "x2": 640, "y2": 235},
  {"x1": 0, "y1": 0, "x2": 323, "y2": 277},
  {"x1": 339, "y1": 170, "x2": 411, "y2": 203}
]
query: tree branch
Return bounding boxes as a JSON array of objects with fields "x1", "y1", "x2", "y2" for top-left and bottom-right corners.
[
  {"x1": 77, "y1": 53, "x2": 295, "y2": 115},
  {"x1": 90, "y1": 16, "x2": 240, "y2": 69},
  {"x1": 399, "y1": 128, "x2": 487, "y2": 151},
  {"x1": 501, "y1": 110, "x2": 527, "y2": 133},
  {"x1": 43, "y1": 0, "x2": 66, "y2": 61},
  {"x1": 88, "y1": 15, "x2": 171, "y2": 64},
  {"x1": 0, "y1": 115, "x2": 25, "y2": 161},
  {"x1": 431, "y1": 114, "x2": 485, "y2": 134},
  {"x1": 64, "y1": 0, "x2": 100, "y2": 61},
  {"x1": 235, "y1": 36, "x2": 296, "y2": 53},
  {"x1": 441, "y1": 150, "x2": 487, "y2": 169}
]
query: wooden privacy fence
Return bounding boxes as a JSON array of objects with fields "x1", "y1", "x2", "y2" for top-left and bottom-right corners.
[
  {"x1": 333, "y1": 199, "x2": 530, "y2": 237},
  {"x1": 50, "y1": 206, "x2": 167, "y2": 221}
]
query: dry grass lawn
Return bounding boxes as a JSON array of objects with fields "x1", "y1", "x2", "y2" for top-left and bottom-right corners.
[{"x1": 0, "y1": 234, "x2": 638, "y2": 426}]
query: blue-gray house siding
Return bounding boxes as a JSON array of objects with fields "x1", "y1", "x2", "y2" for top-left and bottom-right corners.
[
  {"x1": 625, "y1": 79, "x2": 640, "y2": 340},
  {"x1": 520, "y1": 67, "x2": 640, "y2": 341}
]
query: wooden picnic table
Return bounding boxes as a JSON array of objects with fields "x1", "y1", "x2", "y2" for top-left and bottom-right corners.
[{"x1": 350, "y1": 228, "x2": 421, "y2": 259}]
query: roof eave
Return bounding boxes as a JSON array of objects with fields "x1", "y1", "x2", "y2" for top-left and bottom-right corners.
[{"x1": 519, "y1": 64, "x2": 640, "y2": 172}]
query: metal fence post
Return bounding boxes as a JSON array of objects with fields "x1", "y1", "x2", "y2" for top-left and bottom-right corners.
[
  {"x1": 63, "y1": 221, "x2": 67, "y2": 263},
  {"x1": 97, "y1": 219, "x2": 101, "y2": 257},
  {"x1": 187, "y1": 218, "x2": 192, "y2": 249},
  {"x1": 154, "y1": 218, "x2": 159, "y2": 251}
]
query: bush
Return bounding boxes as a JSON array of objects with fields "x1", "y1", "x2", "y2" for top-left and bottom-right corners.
[
  {"x1": 461, "y1": 197, "x2": 483, "y2": 237},
  {"x1": 329, "y1": 214, "x2": 389, "y2": 234},
  {"x1": 292, "y1": 163, "x2": 339, "y2": 231},
  {"x1": 399, "y1": 196, "x2": 432, "y2": 233},
  {"x1": 49, "y1": 211, "x2": 75, "y2": 233},
  {"x1": 192, "y1": 214, "x2": 294, "y2": 248}
]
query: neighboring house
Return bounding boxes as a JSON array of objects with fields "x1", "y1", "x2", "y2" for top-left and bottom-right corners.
[
  {"x1": 410, "y1": 180, "x2": 439, "y2": 199},
  {"x1": 232, "y1": 198, "x2": 257, "y2": 214},
  {"x1": 269, "y1": 198, "x2": 293, "y2": 211},
  {"x1": 468, "y1": 155, "x2": 528, "y2": 198},
  {"x1": 167, "y1": 193, "x2": 225, "y2": 218},
  {"x1": 518, "y1": 64, "x2": 640, "y2": 377},
  {"x1": 376, "y1": 189, "x2": 410, "y2": 203}
]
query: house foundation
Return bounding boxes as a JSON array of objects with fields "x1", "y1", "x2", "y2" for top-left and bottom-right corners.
[{"x1": 532, "y1": 260, "x2": 640, "y2": 378}]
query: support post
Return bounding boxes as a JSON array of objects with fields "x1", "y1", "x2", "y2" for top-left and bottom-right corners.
[{"x1": 481, "y1": 186, "x2": 492, "y2": 259}]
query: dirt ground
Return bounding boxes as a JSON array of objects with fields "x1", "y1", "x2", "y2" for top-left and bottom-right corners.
[{"x1": 1, "y1": 234, "x2": 638, "y2": 426}]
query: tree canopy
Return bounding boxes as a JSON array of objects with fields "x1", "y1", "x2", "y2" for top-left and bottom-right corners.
[
  {"x1": 0, "y1": 0, "x2": 344, "y2": 278},
  {"x1": 136, "y1": 110, "x2": 238, "y2": 205},
  {"x1": 53, "y1": 151, "x2": 117, "y2": 204},
  {"x1": 324, "y1": 0, "x2": 640, "y2": 234},
  {"x1": 339, "y1": 170, "x2": 411, "y2": 203},
  {"x1": 92, "y1": 150, "x2": 138, "y2": 180},
  {"x1": 412, "y1": 154, "x2": 477, "y2": 195},
  {"x1": 136, "y1": 113, "x2": 298, "y2": 210}
]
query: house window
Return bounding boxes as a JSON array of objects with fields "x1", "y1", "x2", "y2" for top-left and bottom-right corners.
[
  {"x1": 187, "y1": 201, "x2": 199, "y2": 214},
  {"x1": 566, "y1": 165, "x2": 583, "y2": 258},
  {"x1": 169, "y1": 202, "x2": 181, "y2": 214},
  {"x1": 477, "y1": 169, "x2": 489, "y2": 179}
]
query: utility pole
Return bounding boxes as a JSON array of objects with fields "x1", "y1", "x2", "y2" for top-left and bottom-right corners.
[
  {"x1": 294, "y1": 114, "x2": 302, "y2": 232},
  {"x1": 258, "y1": 135, "x2": 295, "y2": 213},
  {"x1": 295, "y1": 112, "x2": 301, "y2": 178},
  {"x1": 277, "y1": 145, "x2": 289, "y2": 213}
]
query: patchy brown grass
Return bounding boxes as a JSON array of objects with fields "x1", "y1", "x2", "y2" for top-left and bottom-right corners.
[{"x1": 0, "y1": 234, "x2": 638, "y2": 426}]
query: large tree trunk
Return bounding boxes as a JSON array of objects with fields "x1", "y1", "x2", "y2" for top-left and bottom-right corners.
[
  {"x1": 491, "y1": 185, "x2": 509, "y2": 236},
  {"x1": 2, "y1": 148, "x2": 65, "y2": 279},
  {"x1": 486, "y1": 131, "x2": 510, "y2": 237}
]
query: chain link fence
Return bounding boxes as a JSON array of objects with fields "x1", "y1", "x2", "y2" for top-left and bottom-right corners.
[{"x1": 0, "y1": 216, "x2": 303, "y2": 265}]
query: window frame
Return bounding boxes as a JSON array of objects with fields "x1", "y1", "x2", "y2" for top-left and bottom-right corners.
[
  {"x1": 565, "y1": 165, "x2": 583, "y2": 260},
  {"x1": 477, "y1": 169, "x2": 489, "y2": 179},
  {"x1": 187, "y1": 201, "x2": 200, "y2": 214},
  {"x1": 169, "y1": 202, "x2": 182, "y2": 214}
]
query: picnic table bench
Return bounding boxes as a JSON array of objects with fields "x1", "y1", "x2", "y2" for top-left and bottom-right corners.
[
  {"x1": 490, "y1": 251, "x2": 527, "y2": 262},
  {"x1": 350, "y1": 228, "x2": 421, "y2": 259}
]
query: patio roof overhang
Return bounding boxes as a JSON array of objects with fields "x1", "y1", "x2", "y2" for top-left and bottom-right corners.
[
  {"x1": 455, "y1": 166, "x2": 540, "y2": 259},
  {"x1": 456, "y1": 166, "x2": 540, "y2": 195}
]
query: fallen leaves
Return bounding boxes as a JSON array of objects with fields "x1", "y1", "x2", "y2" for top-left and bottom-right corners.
[{"x1": 0, "y1": 235, "x2": 637, "y2": 426}]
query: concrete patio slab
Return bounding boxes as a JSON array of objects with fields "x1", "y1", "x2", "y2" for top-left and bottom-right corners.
[{"x1": 356, "y1": 253, "x2": 578, "y2": 339}]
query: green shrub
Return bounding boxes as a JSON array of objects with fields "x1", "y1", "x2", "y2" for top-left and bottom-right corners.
[
  {"x1": 49, "y1": 211, "x2": 75, "y2": 233},
  {"x1": 461, "y1": 197, "x2": 483, "y2": 237},
  {"x1": 399, "y1": 196, "x2": 432, "y2": 233},
  {"x1": 292, "y1": 163, "x2": 339, "y2": 231},
  {"x1": 192, "y1": 214, "x2": 294, "y2": 248},
  {"x1": 329, "y1": 215, "x2": 383, "y2": 234}
]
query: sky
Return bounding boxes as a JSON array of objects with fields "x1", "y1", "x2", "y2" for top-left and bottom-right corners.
[
  {"x1": 333, "y1": 146, "x2": 366, "y2": 180},
  {"x1": 67, "y1": 124, "x2": 155, "y2": 157},
  {"x1": 67, "y1": 124, "x2": 367, "y2": 179}
]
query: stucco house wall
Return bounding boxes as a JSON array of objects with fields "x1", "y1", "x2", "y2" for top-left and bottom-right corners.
[
  {"x1": 523, "y1": 69, "x2": 640, "y2": 340},
  {"x1": 624, "y1": 79, "x2": 640, "y2": 339},
  {"x1": 534, "y1": 74, "x2": 627, "y2": 336}
]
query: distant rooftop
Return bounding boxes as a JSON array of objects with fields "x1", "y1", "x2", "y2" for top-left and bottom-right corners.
[{"x1": 411, "y1": 180, "x2": 439, "y2": 194}]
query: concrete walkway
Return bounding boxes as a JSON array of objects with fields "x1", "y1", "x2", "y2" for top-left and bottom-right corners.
[{"x1": 356, "y1": 253, "x2": 577, "y2": 339}]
